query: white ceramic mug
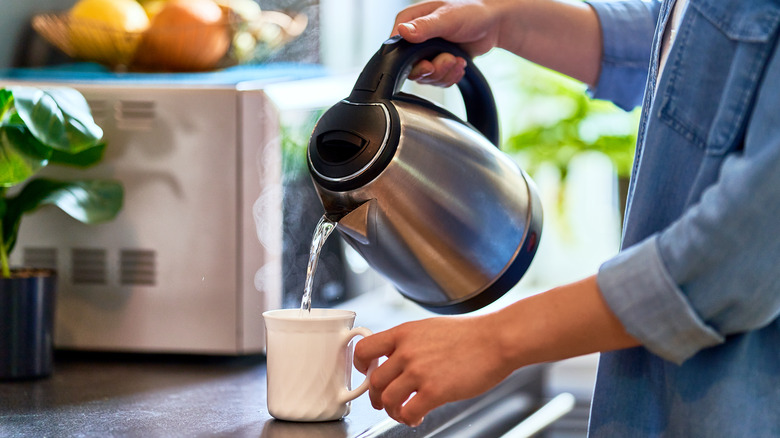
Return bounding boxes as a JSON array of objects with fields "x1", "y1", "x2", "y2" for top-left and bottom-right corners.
[{"x1": 263, "y1": 308, "x2": 375, "y2": 422}]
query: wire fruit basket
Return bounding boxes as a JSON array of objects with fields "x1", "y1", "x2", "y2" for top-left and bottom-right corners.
[{"x1": 32, "y1": 10, "x2": 307, "y2": 72}]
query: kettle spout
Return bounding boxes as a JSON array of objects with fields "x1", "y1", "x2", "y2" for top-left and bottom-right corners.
[{"x1": 336, "y1": 199, "x2": 375, "y2": 245}]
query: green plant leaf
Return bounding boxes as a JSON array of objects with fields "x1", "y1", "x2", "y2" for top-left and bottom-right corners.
[
  {"x1": 10, "y1": 178, "x2": 124, "y2": 225},
  {"x1": 0, "y1": 196, "x2": 7, "y2": 248},
  {"x1": 4, "y1": 179, "x2": 124, "y2": 254},
  {"x1": 0, "y1": 89, "x2": 13, "y2": 121},
  {"x1": 0, "y1": 194, "x2": 10, "y2": 276},
  {"x1": 9, "y1": 86, "x2": 103, "y2": 154},
  {"x1": 0, "y1": 125, "x2": 52, "y2": 186},
  {"x1": 49, "y1": 142, "x2": 107, "y2": 168},
  {"x1": 1, "y1": 194, "x2": 22, "y2": 258},
  {"x1": 2, "y1": 178, "x2": 124, "y2": 256}
]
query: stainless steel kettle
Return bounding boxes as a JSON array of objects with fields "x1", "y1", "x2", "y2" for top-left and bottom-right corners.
[{"x1": 307, "y1": 36, "x2": 542, "y2": 314}]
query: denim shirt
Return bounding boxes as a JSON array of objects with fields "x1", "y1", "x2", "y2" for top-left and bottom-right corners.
[{"x1": 585, "y1": 0, "x2": 780, "y2": 436}]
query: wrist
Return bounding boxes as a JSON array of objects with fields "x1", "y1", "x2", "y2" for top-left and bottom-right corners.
[
  {"x1": 494, "y1": 0, "x2": 532, "y2": 54},
  {"x1": 491, "y1": 295, "x2": 549, "y2": 369}
]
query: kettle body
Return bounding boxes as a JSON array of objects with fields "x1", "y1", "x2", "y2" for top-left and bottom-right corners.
[{"x1": 308, "y1": 37, "x2": 542, "y2": 314}]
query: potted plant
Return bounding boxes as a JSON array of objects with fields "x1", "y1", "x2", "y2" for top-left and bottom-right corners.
[{"x1": 0, "y1": 86, "x2": 123, "y2": 380}]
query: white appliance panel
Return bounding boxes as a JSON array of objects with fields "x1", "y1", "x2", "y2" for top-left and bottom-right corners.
[{"x1": 4, "y1": 80, "x2": 284, "y2": 354}]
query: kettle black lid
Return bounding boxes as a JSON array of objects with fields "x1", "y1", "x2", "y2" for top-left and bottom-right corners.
[
  {"x1": 308, "y1": 100, "x2": 400, "y2": 192},
  {"x1": 308, "y1": 36, "x2": 499, "y2": 192}
]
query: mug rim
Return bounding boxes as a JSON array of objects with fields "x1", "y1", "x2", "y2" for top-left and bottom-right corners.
[{"x1": 263, "y1": 308, "x2": 356, "y2": 321}]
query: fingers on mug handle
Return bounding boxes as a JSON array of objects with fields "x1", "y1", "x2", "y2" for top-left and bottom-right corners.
[{"x1": 340, "y1": 327, "x2": 377, "y2": 404}]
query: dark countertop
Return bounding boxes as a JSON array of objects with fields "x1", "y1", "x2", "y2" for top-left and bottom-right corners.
[
  {"x1": 1, "y1": 291, "x2": 553, "y2": 437},
  {"x1": 0, "y1": 351, "x2": 384, "y2": 437},
  {"x1": 0, "y1": 351, "x2": 546, "y2": 438}
]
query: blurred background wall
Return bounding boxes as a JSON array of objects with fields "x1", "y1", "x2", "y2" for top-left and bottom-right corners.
[{"x1": 1, "y1": 0, "x2": 72, "y2": 68}]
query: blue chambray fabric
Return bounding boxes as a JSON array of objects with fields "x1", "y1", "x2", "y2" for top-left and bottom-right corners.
[{"x1": 584, "y1": 0, "x2": 780, "y2": 436}]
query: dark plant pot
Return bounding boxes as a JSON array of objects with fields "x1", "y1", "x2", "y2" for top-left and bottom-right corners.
[{"x1": 0, "y1": 268, "x2": 56, "y2": 380}]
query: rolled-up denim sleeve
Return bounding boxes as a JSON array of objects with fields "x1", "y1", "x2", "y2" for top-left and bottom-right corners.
[
  {"x1": 586, "y1": 0, "x2": 660, "y2": 110},
  {"x1": 598, "y1": 38, "x2": 780, "y2": 364},
  {"x1": 598, "y1": 237, "x2": 724, "y2": 363}
]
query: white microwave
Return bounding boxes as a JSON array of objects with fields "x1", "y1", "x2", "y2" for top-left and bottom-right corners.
[{"x1": 1, "y1": 66, "x2": 333, "y2": 354}]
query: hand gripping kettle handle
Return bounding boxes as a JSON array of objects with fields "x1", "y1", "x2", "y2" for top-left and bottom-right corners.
[{"x1": 348, "y1": 36, "x2": 500, "y2": 147}]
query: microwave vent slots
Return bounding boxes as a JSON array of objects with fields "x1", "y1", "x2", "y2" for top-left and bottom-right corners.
[
  {"x1": 23, "y1": 247, "x2": 58, "y2": 270},
  {"x1": 87, "y1": 100, "x2": 109, "y2": 122},
  {"x1": 71, "y1": 248, "x2": 107, "y2": 285},
  {"x1": 120, "y1": 249, "x2": 156, "y2": 286},
  {"x1": 115, "y1": 100, "x2": 156, "y2": 131}
]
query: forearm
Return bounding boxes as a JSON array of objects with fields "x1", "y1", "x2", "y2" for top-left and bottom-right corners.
[
  {"x1": 492, "y1": 275, "x2": 639, "y2": 368},
  {"x1": 500, "y1": 0, "x2": 603, "y2": 86},
  {"x1": 353, "y1": 274, "x2": 639, "y2": 426}
]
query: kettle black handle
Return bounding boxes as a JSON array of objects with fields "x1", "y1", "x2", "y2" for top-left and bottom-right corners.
[{"x1": 348, "y1": 36, "x2": 500, "y2": 147}]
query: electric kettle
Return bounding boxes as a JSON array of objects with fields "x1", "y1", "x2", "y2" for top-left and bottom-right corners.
[{"x1": 307, "y1": 36, "x2": 542, "y2": 314}]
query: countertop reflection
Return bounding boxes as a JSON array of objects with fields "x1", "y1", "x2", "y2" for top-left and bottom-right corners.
[{"x1": 262, "y1": 419, "x2": 350, "y2": 438}]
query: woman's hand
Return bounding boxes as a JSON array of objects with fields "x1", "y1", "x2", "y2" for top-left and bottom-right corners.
[
  {"x1": 390, "y1": 0, "x2": 603, "y2": 88},
  {"x1": 391, "y1": 0, "x2": 505, "y2": 87},
  {"x1": 353, "y1": 314, "x2": 514, "y2": 426}
]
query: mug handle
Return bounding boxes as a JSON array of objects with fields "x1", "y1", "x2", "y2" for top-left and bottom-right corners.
[{"x1": 338, "y1": 326, "x2": 377, "y2": 404}]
